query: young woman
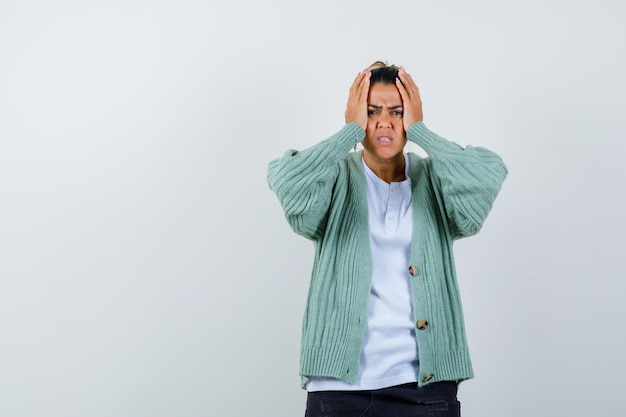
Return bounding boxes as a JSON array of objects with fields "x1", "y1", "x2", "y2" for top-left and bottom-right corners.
[{"x1": 267, "y1": 61, "x2": 507, "y2": 417}]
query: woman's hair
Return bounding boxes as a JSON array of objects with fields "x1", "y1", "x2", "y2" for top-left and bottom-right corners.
[{"x1": 366, "y1": 60, "x2": 400, "y2": 85}]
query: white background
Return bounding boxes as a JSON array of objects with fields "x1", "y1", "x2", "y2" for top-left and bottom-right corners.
[{"x1": 1, "y1": 1, "x2": 624, "y2": 416}]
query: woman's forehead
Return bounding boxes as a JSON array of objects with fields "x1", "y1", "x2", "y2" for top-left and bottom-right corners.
[{"x1": 368, "y1": 83, "x2": 402, "y2": 106}]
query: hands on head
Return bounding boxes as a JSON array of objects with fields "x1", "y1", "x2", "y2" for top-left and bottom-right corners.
[
  {"x1": 344, "y1": 66, "x2": 423, "y2": 133},
  {"x1": 395, "y1": 67, "x2": 424, "y2": 131}
]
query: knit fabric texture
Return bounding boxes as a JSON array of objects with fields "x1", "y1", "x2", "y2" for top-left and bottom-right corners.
[{"x1": 267, "y1": 122, "x2": 508, "y2": 388}]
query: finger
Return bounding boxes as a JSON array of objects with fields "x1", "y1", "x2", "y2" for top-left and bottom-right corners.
[
  {"x1": 395, "y1": 77, "x2": 412, "y2": 106},
  {"x1": 396, "y1": 68, "x2": 423, "y2": 127},
  {"x1": 349, "y1": 71, "x2": 368, "y2": 96},
  {"x1": 356, "y1": 71, "x2": 371, "y2": 102},
  {"x1": 348, "y1": 73, "x2": 362, "y2": 99},
  {"x1": 345, "y1": 71, "x2": 370, "y2": 129},
  {"x1": 398, "y1": 67, "x2": 419, "y2": 97}
]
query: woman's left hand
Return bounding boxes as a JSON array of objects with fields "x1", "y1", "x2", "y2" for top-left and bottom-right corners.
[{"x1": 396, "y1": 67, "x2": 424, "y2": 131}]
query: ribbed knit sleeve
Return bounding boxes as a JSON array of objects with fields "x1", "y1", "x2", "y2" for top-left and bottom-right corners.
[
  {"x1": 408, "y1": 122, "x2": 508, "y2": 239},
  {"x1": 267, "y1": 123, "x2": 365, "y2": 240}
]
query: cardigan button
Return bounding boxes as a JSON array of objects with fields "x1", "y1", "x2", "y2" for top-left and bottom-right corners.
[
  {"x1": 408, "y1": 265, "x2": 419, "y2": 277},
  {"x1": 416, "y1": 319, "x2": 429, "y2": 330},
  {"x1": 423, "y1": 374, "x2": 434, "y2": 383}
]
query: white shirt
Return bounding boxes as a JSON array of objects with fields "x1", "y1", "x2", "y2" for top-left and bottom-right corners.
[{"x1": 307, "y1": 154, "x2": 419, "y2": 391}]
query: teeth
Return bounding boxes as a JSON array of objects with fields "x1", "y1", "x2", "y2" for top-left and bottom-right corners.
[{"x1": 379, "y1": 137, "x2": 391, "y2": 142}]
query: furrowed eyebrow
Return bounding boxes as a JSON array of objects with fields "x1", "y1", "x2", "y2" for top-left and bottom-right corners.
[{"x1": 367, "y1": 105, "x2": 404, "y2": 110}]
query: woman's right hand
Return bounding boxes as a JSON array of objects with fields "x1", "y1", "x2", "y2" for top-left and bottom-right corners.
[{"x1": 344, "y1": 70, "x2": 371, "y2": 130}]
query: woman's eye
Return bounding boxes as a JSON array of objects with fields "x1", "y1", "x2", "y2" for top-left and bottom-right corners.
[
  {"x1": 368, "y1": 110, "x2": 377, "y2": 115},
  {"x1": 393, "y1": 111, "x2": 404, "y2": 116}
]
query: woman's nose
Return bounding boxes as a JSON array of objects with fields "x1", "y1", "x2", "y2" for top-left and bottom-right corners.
[{"x1": 377, "y1": 115, "x2": 391, "y2": 128}]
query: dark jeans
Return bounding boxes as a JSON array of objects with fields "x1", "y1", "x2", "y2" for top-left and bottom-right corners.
[{"x1": 305, "y1": 381, "x2": 460, "y2": 417}]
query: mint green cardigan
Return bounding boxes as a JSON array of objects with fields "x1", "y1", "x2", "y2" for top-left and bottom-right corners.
[{"x1": 267, "y1": 122, "x2": 507, "y2": 388}]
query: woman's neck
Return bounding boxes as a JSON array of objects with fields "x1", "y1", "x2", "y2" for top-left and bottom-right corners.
[{"x1": 363, "y1": 154, "x2": 406, "y2": 183}]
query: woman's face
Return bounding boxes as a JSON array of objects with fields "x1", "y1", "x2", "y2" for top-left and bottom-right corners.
[{"x1": 362, "y1": 82, "x2": 407, "y2": 165}]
